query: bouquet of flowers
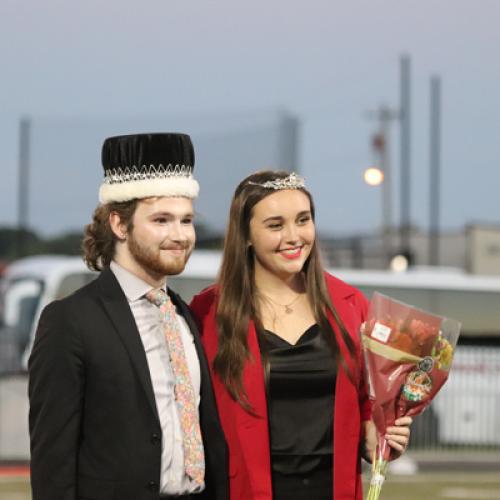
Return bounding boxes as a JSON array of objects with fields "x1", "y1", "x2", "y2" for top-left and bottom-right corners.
[{"x1": 362, "y1": 292, "x2": 461, "y2": 500}]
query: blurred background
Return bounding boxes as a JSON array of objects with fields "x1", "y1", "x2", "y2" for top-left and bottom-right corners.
[{"x1": 1, "y1": 1, "x2": 500, "y2": 498}]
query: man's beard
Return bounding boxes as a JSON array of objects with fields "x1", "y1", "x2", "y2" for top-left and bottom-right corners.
[{"x1": 127, "y1": 231, "x2": 192, "y2": 277}]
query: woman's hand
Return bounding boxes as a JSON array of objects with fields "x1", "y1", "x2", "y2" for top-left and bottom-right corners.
[
  {"x1": 386, "y1": 416, "x2": 412, "y2": 460},
  {"x1": 362, "y1": 417, "x2": 413, "y2": 463}
]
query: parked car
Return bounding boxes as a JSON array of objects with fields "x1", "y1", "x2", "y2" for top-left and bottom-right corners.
[{"x1": 0, "y1": 255, "x2": 96, "y2": 373}]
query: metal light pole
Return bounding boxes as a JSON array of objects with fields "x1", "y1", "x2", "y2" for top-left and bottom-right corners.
[
  {"x1": 366, "y1": 105, "x2": 399, "y2": 264},
  {"x1": 399, "y1": 54, "x2": 412, "y2": 261},
  {"x1": 17, "y1": 116, "x2": 31, "y2": 258},
  {"x1": 429, "y1": 76, "x2": 441, "y2": 266}
]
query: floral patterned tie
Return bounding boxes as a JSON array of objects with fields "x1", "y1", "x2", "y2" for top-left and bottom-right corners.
[{"x1": 145, "y1": 288, "x2": 205, "y2": 486}]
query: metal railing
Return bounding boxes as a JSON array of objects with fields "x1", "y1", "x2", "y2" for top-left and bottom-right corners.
[{"x1": 410, "y1": 346, "x2": 500, "y2": 453}]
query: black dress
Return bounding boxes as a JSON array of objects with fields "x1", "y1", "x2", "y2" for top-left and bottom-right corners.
[{"x1": 260, "y1": 324, "x2": 337, "y2": 500}]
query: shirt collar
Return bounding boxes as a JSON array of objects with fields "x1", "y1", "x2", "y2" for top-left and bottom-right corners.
[{"x1": 110, "y1": 261, "x2": 166, "y2": 302}]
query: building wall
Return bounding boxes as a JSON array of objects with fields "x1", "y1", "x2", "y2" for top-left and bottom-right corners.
[{"x1": 321, "y1": 228, "x2": 492, "y2": 273}]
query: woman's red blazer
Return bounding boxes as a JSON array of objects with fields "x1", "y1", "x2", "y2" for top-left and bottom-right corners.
[{"x1": 190, "y1": 272, "x2": 371, "y2": 500}]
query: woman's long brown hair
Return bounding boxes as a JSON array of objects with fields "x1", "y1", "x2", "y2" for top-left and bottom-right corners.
[{"x1": 214, "y1": 171, "x2": 357, "y2": 408}]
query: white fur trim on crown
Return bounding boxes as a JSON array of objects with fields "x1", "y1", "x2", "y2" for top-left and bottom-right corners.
[{"x1": 99, "y1": 176, "x2": 200, "y2": 203}]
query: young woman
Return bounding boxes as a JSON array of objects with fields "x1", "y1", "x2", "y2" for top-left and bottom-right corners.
[{"x1": 190, "y1": 171, "x2": 411, "y2": 500}]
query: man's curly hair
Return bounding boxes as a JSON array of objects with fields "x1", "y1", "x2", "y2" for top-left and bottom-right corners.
[{"x1": 82, "y1": 200, "x2": 138, "y2": 271}]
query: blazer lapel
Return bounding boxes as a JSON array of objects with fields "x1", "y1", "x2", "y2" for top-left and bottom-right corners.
[{"x1": 96, "y1": 269, "x2": 160, "y2": 423}]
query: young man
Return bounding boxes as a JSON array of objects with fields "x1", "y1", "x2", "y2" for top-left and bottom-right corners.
[{"x1": 28, "y1": 133, "x2": 228, "y2": 500}]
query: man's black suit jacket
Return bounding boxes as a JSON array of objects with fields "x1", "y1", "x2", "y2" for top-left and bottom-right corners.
[{"x1": 28, "y1": 268, "x2": 228, "y2": 500}]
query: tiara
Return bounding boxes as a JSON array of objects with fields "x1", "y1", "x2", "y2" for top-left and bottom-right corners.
[{"x1": 247, "y1": 172, "x2": 305, "y2": 190}]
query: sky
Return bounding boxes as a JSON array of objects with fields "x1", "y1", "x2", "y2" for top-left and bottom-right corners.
[{"x1": 1, "y1": 0, "x2": 499, "y2": 237}]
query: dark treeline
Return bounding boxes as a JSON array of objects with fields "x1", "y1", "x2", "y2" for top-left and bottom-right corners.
[
  {"x1": 0, "y1": 227, "x2": 83, "y2": 260},
  {"x1": 0, "y1": 224, "x2": 223, "y2": 263}
]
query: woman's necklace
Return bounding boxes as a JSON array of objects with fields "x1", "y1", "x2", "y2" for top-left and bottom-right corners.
[{"x1": 263, "y1": 292, "x2": 303, "y2": 314}]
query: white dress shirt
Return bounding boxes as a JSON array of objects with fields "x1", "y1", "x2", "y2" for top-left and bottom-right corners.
[{"x1": 110, "y1": 261, "x2": 203, "y2": 495}]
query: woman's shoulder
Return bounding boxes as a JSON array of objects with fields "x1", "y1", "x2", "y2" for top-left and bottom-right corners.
[
  {"x1": 323, "y1": 271, "x2": 369, "y2": 314},
  {"x1": 189, "y1": 284, "x2": 218, "y2": 318}
]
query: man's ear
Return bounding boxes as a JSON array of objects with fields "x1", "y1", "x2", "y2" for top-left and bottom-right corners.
[{"x1": 109, "y1": 212, "x2": 128, "y2": 241}]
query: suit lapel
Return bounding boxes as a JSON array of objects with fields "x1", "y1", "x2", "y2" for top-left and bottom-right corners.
[{"x1": 96, "y1": 269, "x2": 160, "y2": 423}]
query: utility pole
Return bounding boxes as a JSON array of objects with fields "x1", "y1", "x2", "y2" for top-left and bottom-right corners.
[
  {"x1": 400, "y1": 54, "x2": 412, "y2": 262},
  {"x1": 367, "y1": 105, "x2": 399, "y2": 263},
  {"x1": 17, "y1": 116, "x2": 31, "y2": 258},
  {"x1": 429, "y1": 76, "x2": 441, "y2": 266}
]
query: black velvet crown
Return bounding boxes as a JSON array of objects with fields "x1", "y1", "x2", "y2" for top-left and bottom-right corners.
[
  {"x1": 98, "y1": 133, "x2": 199, "y2": 203},
  {"x1": 101, "y1": 133, "x2": 195, "y2": 172}
]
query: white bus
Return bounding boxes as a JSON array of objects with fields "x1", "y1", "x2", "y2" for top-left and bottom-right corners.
[{"x1": 0, "y1": 253, "x2": 499, "y2": 451}]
